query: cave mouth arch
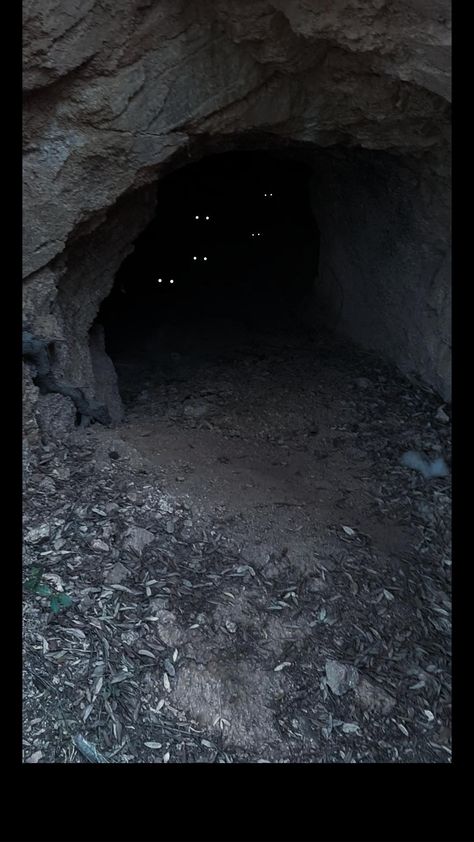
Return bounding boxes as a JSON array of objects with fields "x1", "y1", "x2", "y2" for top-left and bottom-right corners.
[
  {"x1": 47, "y1": 131, "x2": 450, "y2": 432},
  {"x1": 97, "y1": 147, "x2": 322, "y2": 411}
]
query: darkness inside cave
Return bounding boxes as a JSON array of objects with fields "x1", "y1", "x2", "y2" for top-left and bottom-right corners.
[{"x1": 98, "y1": 151, "x2": 321, "y2": 392}]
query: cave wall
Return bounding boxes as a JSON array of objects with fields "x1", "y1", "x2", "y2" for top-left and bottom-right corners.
[
  {"x1": 309, "y1": 147, "x2": 451, "y2": 397},
  {"x1": 23, "y1": 0, "x2": 452, "y2": 431}
]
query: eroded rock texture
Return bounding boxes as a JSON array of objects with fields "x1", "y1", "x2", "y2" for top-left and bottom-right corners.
[{"x1": 23, "y1": 0, "x2": 451, "y2": 430}]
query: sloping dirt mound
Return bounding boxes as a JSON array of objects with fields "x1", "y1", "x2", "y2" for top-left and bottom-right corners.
[{"x1": 22, "y1": 328, "x2": 451, "y2": 763}]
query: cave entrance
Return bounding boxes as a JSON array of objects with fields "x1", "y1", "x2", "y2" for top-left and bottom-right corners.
[{"x1": 98, "y1": 150, "x2": 320, "y2": 406}]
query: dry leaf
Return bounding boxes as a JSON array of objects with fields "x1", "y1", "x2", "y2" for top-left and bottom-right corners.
[
  {"x1": 110, "y1": 673, "x2": 130, "y2": 684},
  {"x1": 342, "y1": 723, "x2": 361, "y2": 734},
  {"x1": 92, "y1": 676, "x2": 103, "y2": 697},
  {"x1": 274, "y1": 661, "x2": 291, "y2": 672}
]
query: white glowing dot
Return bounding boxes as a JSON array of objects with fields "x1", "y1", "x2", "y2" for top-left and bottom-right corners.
[
  {"x1": 203, "y1": 256, "x2": 207, "y2": 261},
  {"x1": 193, "y1": 256, "x2": 197, "y2": 260},
  {"x1": 195, "y1": 215, "x2": 199, "y2": 220},
  {"x1": 205, "y1": 216, "x2": 210, "y2": 220},
  {"x1": 170, "y1": 279, "x2": 174, "y2": 284},
  {"x1": 158, "y1": 278, "x2": 162, "y2": 283}
]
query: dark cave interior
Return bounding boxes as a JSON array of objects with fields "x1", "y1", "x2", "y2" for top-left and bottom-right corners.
[{"x1": 98, "y1": 151, "x2": 321, "y2": 366}]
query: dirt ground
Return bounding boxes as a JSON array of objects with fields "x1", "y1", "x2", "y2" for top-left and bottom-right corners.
[{"x1": 22, "y1": 314, "x2": 451, "y2": 763}]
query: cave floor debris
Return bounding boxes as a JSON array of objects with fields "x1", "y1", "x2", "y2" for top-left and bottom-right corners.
[{"x1": 23, "y1": 317, "x2": 451, "y2": 763}]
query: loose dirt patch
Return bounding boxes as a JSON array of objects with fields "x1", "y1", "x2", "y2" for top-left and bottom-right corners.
[{"x1": 23, "y1": 320, "x2": 451, "y2": 763}]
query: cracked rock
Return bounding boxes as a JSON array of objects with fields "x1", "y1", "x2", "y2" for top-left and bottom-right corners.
[
  {"x1": 354, "y1": 677, "x2": 396, "y2": 714},
  {"x1": 325, "y1": 659, "x2": 360, "y2": 696},
  {"x1": 123, "y1": 525, "x2": 155, "y2": 555},
  {"x1": 104, "y1": 561, "x2": 130, "y2": 584},
  {"x1": 24, "y1": 524, "x2": 50, "y2": 544}
]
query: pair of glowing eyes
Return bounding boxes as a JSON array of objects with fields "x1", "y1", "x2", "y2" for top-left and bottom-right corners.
[
  {"x1": 263, "y1": 193, "x2": 273, "y2": 198},
  {"x1": 193, "y1": 256, "x2": 208, "y2": 261},
  {"x1": 194, "y1": 215, "x2": 210, "y2": 220},
  {"x1": 157, "y1": 278, "x2": 174, "y2": 284},
  {"x1": 251, "y1": 232, "x2": 263, "y2": 238}
]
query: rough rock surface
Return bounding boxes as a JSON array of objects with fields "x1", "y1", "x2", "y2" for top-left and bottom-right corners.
[{"x1": 23, "y1": 0, "x2": 451, "y2": 424}]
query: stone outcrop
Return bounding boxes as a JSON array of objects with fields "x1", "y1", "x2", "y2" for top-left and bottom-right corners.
[{"x1": 23, "y1": 0, "x2": 451, "y2": 429}]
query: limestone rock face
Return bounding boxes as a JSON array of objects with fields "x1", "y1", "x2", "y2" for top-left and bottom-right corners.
[{"x1": 23, "y1": 0, "x2": 451, "y2": 427}]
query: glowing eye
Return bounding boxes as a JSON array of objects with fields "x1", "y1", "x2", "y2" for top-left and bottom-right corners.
[
  {"x1": 157, "y1": 278, "x2": 162, "y2": 283},
  {"x1": 205, "y1": 216, "x2": 210, "y2": 220},
  {"x1": 270, "y1": 193, "x2": 273, "y2": 197},
  {"x1": 203, "y1": 256, "x2": 207, "y2": 261},
  {"x1": 195, "y1": 215, "x2": 199, "y2": 220},
  {"x1": 170, "y1": 279, "x2": 174, "y2": 284},
  {"x1": 193, "y1": 256, "x2": 197, "y2": 260}
]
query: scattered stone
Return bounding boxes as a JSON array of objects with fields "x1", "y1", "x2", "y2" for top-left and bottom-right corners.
[
  {"x1": 225, "y1": 620, "x2": 237, "y2": 633},
  {"x1": 25, "y1": 524, "x2": 50, "y2": 544},
  {"x1": 92, "y1": 539, "x2": 109, "y2": 552},
  {"x1": 435, "y1": 406, "x2": 449, "y2": 423},
  {"x1": 38, "y1": 477, "x2": 56, "y2": 493},
  {"x1": 159, "y1": 499, "x2": 174, "y2": 514},
  {"x1": 104, "y1": 562, "x2": 130, "y2": 585},
  {"x1": 123, "y1": 526, "x2": 155, "y2": 555},
  {"x1": 325, "y1": 659, "x2": 359, "y2": 696},
  {"x1": 25, "y1": 750, "x2": 43, "y2": 763},
  {"x1": 400, "y1": 450, "x2": 449, "y2": 479},
  {"x1": 152, "y1": 609, "x2": 184, "y2": 647},
  {"x1": 55, "y1": 466, "x2": 70, "y2": 480},
  {"x1": 354, "y1": 677, "x2": 396, "y2": 714}
]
